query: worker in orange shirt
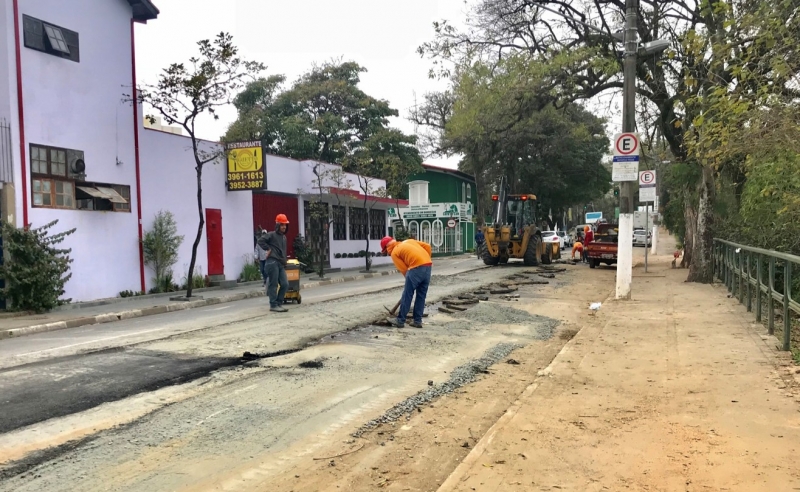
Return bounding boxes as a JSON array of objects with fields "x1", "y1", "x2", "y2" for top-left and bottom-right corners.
[
  {"x1": 571, "y1": 240, "x2": 584, "y2": 260},
  {"x1": 381, "y1": 236, "x2": 433, "y2": 329}
]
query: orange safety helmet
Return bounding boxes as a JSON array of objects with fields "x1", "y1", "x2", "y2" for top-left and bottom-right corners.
[
  {"x1": 380, "y1": 236, "x2": 395, "y2": 253},
  {"x1": 275, "y1": 214, "x2": 290, "y2": 224}
]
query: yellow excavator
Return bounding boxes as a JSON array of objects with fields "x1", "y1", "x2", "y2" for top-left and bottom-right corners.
[{"x1": 479, "y1": 176, "x2": 560, "y2": 266}]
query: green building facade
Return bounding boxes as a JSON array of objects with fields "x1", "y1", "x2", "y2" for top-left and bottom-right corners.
[{"x1": 387, "y1": 164, "x2": 478, "y2": 256}]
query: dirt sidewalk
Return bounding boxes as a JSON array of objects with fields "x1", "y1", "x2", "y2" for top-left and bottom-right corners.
[{"x1": 438, "y1": 255, "x2": 800, "y2": 491}]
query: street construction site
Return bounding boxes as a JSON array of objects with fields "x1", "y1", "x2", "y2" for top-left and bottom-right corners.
[{"x1": 0, "y1": 235, "x2": 799, "y2": 492}]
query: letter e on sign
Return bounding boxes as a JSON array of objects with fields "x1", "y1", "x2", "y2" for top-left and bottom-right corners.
[{"x1": 614, "y1": 133, "x2": 640, "y2": 156}]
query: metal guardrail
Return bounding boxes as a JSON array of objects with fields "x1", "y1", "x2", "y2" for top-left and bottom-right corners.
[{"x1": 713, "y1": 238, "x2": 798, "y2": 351}]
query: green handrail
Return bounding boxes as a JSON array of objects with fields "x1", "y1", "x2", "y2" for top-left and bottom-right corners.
[{"x1": 713, "y1": 238, "x2": 798, "y2": 351}]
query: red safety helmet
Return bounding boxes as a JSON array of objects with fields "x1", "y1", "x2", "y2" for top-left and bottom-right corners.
[
  {"x1": 275, "y1": 214, "x2": 290, "y2": 224},
  {"x1": 380, "y1": 236, "x2": 395, "y2": 253}
]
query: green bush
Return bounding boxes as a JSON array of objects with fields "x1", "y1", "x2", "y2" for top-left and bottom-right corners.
[
  {"x1": 181, "y1": 267, "x2": 205, "y2": 290},
  {"x1": 393, "y1": 226, "x2": 411, "y2": 241},
  {"x1": 240, "y1": 258, "x2": 262, "y2": 282},
  {"x1": 293, "y1": 234, "x2": 313, "y2": 266},
  {"x1": 0, "y1": 220, "x2": 75, "y2": 312},
  {"x1": 142, "y1": 210, "x2": 183, "y2": 293},
  {"x1": 119, "y1": 290, "x2": 146, "y2": 298}
]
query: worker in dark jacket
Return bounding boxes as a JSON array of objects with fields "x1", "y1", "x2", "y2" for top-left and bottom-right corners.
[{"x1": 257, "y1": 214, "x2": 290, "y2": 312}]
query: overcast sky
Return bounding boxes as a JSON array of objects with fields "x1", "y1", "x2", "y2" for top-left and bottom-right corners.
[{"x1": 133, "y1": 0, "x2": 468, "y2": 168}]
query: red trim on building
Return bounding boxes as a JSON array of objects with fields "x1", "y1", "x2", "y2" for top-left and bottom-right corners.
[
  {"x1": 326, "y1": 188, "x2": 409, "y2": 206},
  {"x1": 12, "y1": 0, "x2": 28, "y2": 227},
  {"x1": 131, "y1": 19, "x2": 146, "y2": 292}
]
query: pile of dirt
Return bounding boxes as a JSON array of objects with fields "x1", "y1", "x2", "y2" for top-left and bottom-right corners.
[{"x1": 452, "y1": 302, "x2": 558, "y2": 338}]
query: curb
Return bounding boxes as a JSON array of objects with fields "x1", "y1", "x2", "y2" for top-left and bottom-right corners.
[{"x1": 0, "y1": 269, "x2": 400, "y2": 340}]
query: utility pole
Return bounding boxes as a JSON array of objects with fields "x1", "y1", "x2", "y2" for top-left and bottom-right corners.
[{"x1": 615, "y1": 0, "x2": 638, "y2": 300}]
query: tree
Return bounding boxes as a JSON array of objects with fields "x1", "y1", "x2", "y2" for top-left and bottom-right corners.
[
  {"x1": 354, "y1": 173, "x2": 385, "y2": 272},
  {"x1": 417, "y1": 0, "x2": 800, "y2": 283},
  {"x1": 414, "y1": 54, "x2": 611, "y2": 223},
  {"x1": 303, "y1": 163, "x2": 353, "y2": 279},
  {"x1": 224, "y1": 60, "x2": 422, "y2": 197},
  {"x1": 133, "y1": 33, "x2": 264, "y2": 297},
  {"x1": 142, "y1": 210, "x2": 184, "y2": 293},
  {"x1": 0, "y1": 220, "x2": 75, "y2": 312}
]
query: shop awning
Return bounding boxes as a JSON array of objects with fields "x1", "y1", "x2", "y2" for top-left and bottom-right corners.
[
  {"x1": 76, "y1": 186, "x2": 129, "y2": 204},
  {"x1": 96, "y1": 187, "x2": 128, "y2": 204}
]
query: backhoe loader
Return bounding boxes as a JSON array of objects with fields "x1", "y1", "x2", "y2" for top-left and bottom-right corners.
[{"x1": 479, "y1": 176, "x2": 560, "y2": 266}]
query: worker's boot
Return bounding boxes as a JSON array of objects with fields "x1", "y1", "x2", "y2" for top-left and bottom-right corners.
[
  {"x1": 386, "y1": 317, "x2": 405, "y2": 328},
  {"x1": 409, "y1": 321, "x2": 423, "y2": 329}
]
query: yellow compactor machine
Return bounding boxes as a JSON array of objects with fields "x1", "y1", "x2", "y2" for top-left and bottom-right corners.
[{"x1": 479, "y1": 176, "x2": 560, "y2": 266}]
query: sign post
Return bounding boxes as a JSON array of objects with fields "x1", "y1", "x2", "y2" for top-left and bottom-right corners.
[
  {"x1": 638, "y1": 170, "x2": 656, "y2": 272},
  {"x1": 613, "y1": 132, "x2": 640, "y2": 300}
]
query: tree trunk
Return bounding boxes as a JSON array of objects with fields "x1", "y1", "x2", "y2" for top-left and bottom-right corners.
[
  {"x1": 687, "y1": 166, "x2": 715, "y2": 283},
  {"x1": 681, "y1": 189, "x2": 696, "y2": 269},
  {"x1": 186, "y1": 165, "x2": 204, "y2": 298},
  {"x1": 364, "y1": 197, "x2": 371, "y2": 272}
]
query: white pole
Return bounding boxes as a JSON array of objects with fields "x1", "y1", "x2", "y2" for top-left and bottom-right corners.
[
  {"x1": 650, "y1": 196, "x2": 659, "y2": 256},
  {"x1": 616, "y1": 214, "x2": 634, "y2": 299}
]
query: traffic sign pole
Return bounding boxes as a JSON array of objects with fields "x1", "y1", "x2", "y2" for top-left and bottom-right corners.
[
  {"x1": 613, "y1": 131, "x2": 639, "y2": 300},
  {"x1": 616, "y1": 0, "x2": 638, "y2": 300}
]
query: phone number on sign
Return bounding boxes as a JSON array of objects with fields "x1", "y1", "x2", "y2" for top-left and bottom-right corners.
[
  {"x1": 228, "y1": 171, "x2": 264, "y2": 181},
  {"x1": 228, "y1": 180, "x2": 263, "y2": 190}
]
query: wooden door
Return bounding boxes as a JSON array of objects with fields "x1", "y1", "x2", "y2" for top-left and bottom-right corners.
[{"x1": 206, "y1": 209, "x2": 224, "y2": 276}]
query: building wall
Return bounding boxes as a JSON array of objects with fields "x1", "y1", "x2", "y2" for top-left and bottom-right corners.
[
  {"x1": 139, "y1": 128, "x2": 253, "y2": 291},
  {"x1": 10, "y1": 0, "x2": 141, "y2": 301},
  {"x1": 0, "y1": 0, "x2": 13, "y2": 122},
  {"x1": 327, "y1": 202, "x2": 391, "y2": 270},
  {"x1": 407, "y1": 169, "x2": 477, "y2": 209}
]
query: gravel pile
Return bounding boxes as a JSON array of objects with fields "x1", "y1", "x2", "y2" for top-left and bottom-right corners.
[
  {"x1": 351, "y1": 342, "x2": 521, "y2": 437},
  {"x1": 452, "y1": 302, "x2": 558, "y2": 337}
]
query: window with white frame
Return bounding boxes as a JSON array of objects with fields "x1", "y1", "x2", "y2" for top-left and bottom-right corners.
[
  {"x1": 408, "y1": 221, "x2": 419, "y2": 239},
  {"x1": 432, "y1": 220, "x2": 444, "y2": 248},
  {"x1": 421, "y1": 220, "x2": 432, "y2": 244}
]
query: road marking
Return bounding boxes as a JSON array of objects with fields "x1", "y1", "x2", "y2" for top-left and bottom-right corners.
[
  {"x1": 196, "y1": 407, "x2": 231, "y2": 426},
  {"x1": 209, "y1": 306, "x2": 232, "y2": 312},
  {"x1": 12, "y1": 326, "x2": 177, "y2": 358}
]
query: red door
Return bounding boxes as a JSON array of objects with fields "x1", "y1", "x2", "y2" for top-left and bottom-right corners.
[{"x1": 206, "y1": 209, "x2": 224, "y2": 276}]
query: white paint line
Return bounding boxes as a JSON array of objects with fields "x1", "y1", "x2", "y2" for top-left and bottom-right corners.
[
  {"x1": 13, "y1": 326, "x2": 178, "y2": 358},
  {"x1": 209, "y1": 305, "x2": 232, "y2": 312}
]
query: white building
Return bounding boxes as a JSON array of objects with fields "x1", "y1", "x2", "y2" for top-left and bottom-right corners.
[{"x1": 0, "y1": 0, "x2": 400, "y2": 302}]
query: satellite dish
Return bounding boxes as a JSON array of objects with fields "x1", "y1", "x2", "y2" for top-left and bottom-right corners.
[{"x1": 72, "y1": 159, "x2": 86, "y2": 174}]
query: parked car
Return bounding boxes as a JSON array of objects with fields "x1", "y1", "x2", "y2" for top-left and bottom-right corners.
[
  {"x1": 557, "y1": 230, "x2": 571, "y2": 247},
  {"x1": 633, "y1": 229, "x2": 652, "y2": 247},
  {"x1": 542, "y1": 231, "x2": 564, "y2": 249}
]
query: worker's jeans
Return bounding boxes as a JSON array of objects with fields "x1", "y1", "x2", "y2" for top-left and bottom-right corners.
[
  {"x1": 259, "y1": 260, "x2": 267, "y2": 283},
  {"x1": 397, "y1": 266, "x2": 431, "y2": 325},
  {"x1": 265, "y1": 259, "x2": 288, "y2": 308}
]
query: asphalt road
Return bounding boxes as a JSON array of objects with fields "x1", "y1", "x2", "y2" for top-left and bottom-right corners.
[
  {"x1": 0, "y1": 257, "x2": 488, "y2": 437},
  {"x1": 0, "y1": 262, "x2": 572, "y2": 492},
  {"x1": 0, "y1": 256, "x2": 484, "y2": 369}
]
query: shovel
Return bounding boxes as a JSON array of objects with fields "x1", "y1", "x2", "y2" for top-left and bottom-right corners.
[{"x1": 383, "y1": 299, "x2": 401, "y2": 316}]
